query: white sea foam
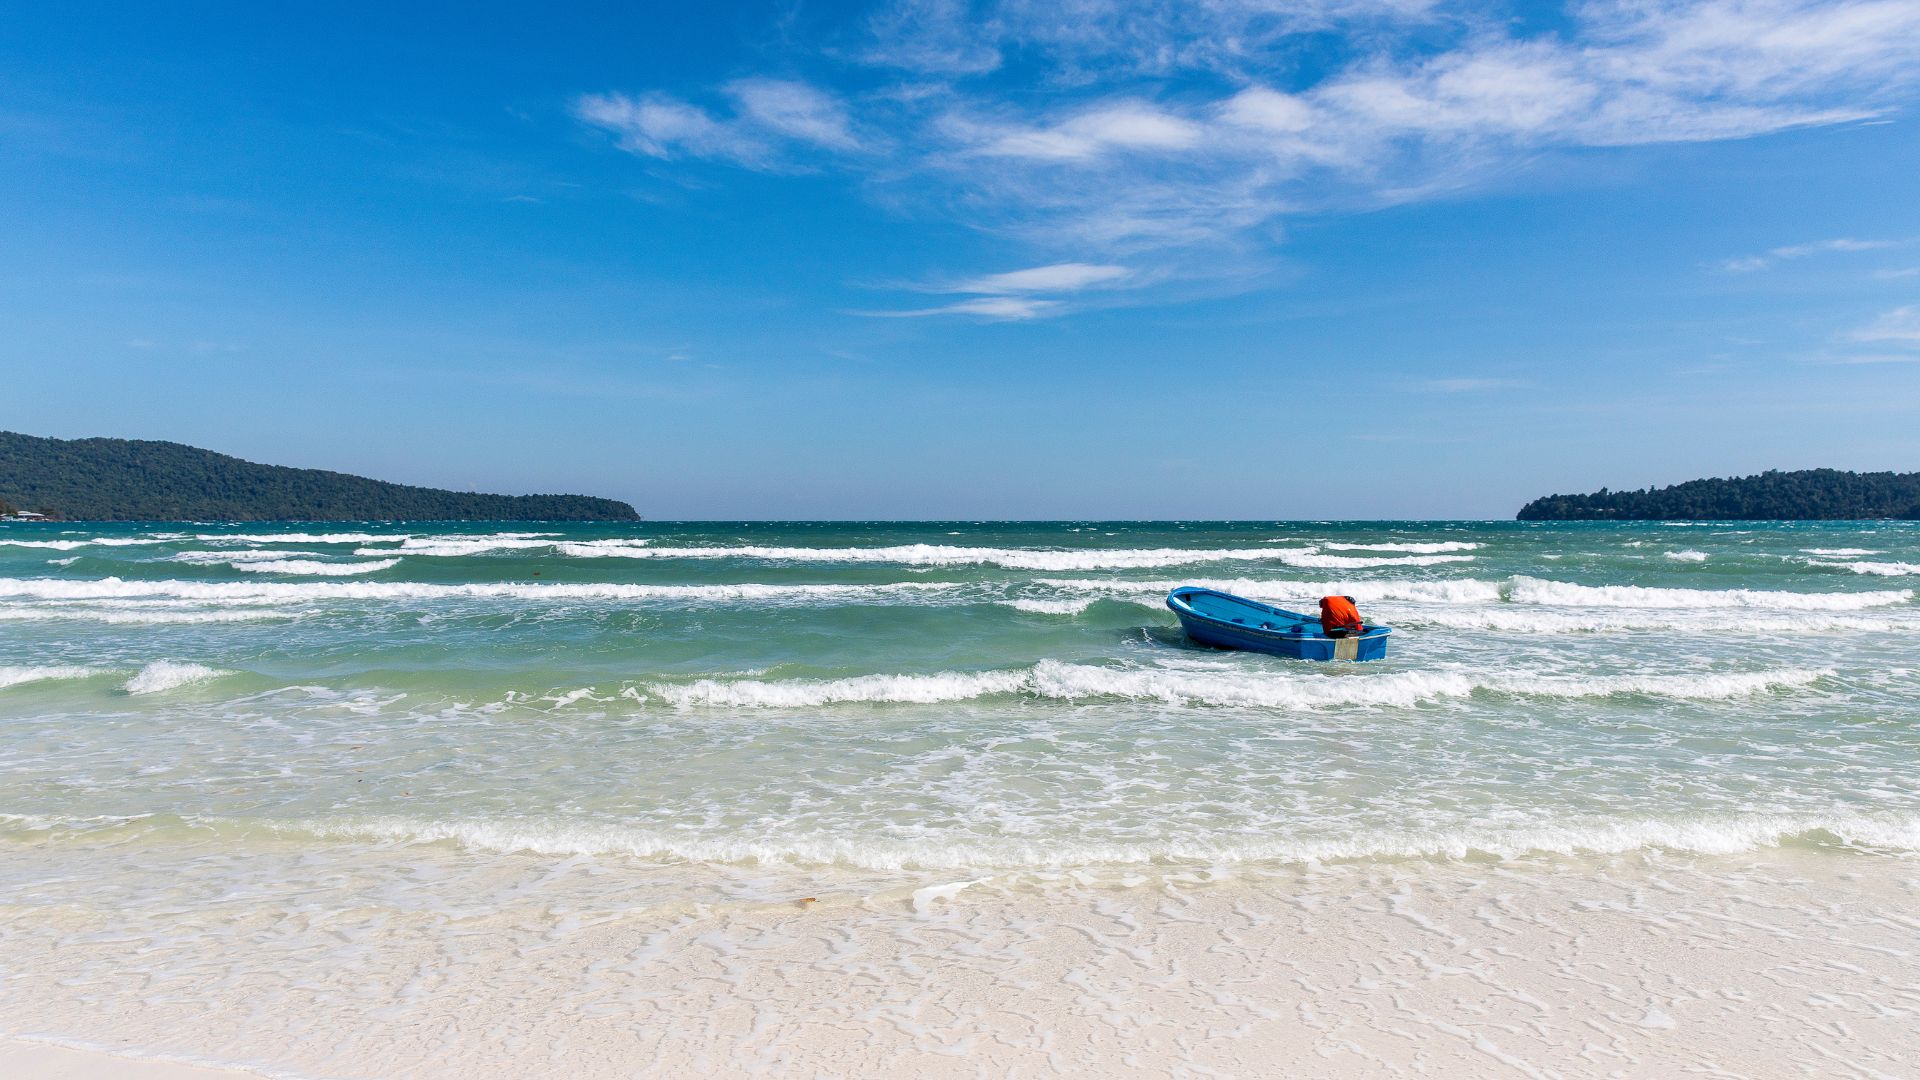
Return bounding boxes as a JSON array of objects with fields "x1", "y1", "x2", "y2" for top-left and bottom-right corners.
[
  {"x1": 1319, "y1": 541, "x2": 1481, "y2": 553},
  {"x1": 230, "y1": 558, "x2": 403, "y2": 576},
  {"x1": 1503, "y1": 576, "x2": 1912, "y2": 610},
  {"x1": 197, "y1": 532, "x2": 423, "y2": 545},
  {"x1": 172, "y1": 549, "x2": 400, "y2": 575},
  {"x1": 0, "y1": 608, "x2": 293, "y2": 624},
  {"x1": 0, "y1": 535, "x2": 191, "y2": 550},
  {"x1": 999, "y1": 598, "x2": 1099, "y2": 616},
  {"x1": 0, "y1": 664, "x2": 100, "y2": 689},
  {"x1": 644, "y1": 660, "x2": 1827, "y2": 710},
  {"x1": 0, "y1": 576, "x2": 967, "y2": 605},
  {"x1": 1395, "y1": 606, "x2": 1908, "y2": 635},
  {"x1": 172, "y1": 549, "x2": 322, "y2": 563},
  {"x1": 275, "y1": 809, "x2": 1920, "y2": 868},
  {"x1": 1807, "y1": 560, "x2": 1920, "y2": 577},
  {"x1": 362, "y1": 541, "x2": 1471, "y2": 571},
  {"x1": 1665, "y1": 550, "x2": 1709, "y2": 562},
  {"x1": 363, "y1": 536, "x2": 593, "y2": 557},
  {"x1": 122, "y1": 661, "x2": 228, "y2": 695},
  {"x1": 1803, "y1": 548, "x2": 1883, "y2": 556},
  {"x1": 1037, "y1": 577, "x2": 1508, "y2": 605}
]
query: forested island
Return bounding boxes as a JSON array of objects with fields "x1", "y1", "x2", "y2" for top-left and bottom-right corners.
[
  {"x1": 1518, "y1": 469, "x2": 1920, "y2": 521},
  {"x1": 0, "y1": 431, "x2": 639, "y2": 521}
]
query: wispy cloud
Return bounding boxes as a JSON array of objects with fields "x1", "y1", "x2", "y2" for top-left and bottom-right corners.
[
  {"x1": 1719, "y1": 237, "x2": 1900, "y2": 272},
  {"x1": 861, "y1": 261, "x2": 1132, "y2": 318},
  {"x1": 860, "y1": 296, "x2": 1064, "y2": 319},
  {"x1": 1409, "y1": 377, "x2": 1530, "y2": 393},
  {"x1": 574, "y1": 79, "x2": 859, "y2": 169},
  {"x1": 1851, "y1": 305, "x2": 1920, "y2": 345},
  {"x1": 578, "y1": 0, "x2": 1920, "y2": 306},
  {"x1": 947, "y1": 262, "x2": 1131, "y2": 293}
]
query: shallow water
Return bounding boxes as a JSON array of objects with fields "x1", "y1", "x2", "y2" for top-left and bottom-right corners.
[{"x1": 2, "y1": 520, "x2": 1918, "y2": 1075}]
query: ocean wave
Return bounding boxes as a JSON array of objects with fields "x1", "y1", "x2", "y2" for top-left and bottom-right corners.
[
  {"x1": 1394, "y1": 607, "x2": 1908, "y2": 634},
  {"x1": 1805, "y1": 560, "x2": 1920, "y2": 577},
  {"x1": 0, "y1": 608, "x2": 294, "y2": 624},
  {"x1": 1503, "y1": 576, "x2": 1912, "y2": 610},
  {"x1": 643, "y1": 660, "x2": 1827, "y2": 710},
  {"x1": 1037, "y1": 577, "x2": 1508, "y2": 605},
  {"x1": 0, "y1": 664, "x2": 100, "y2": 689},
  {"x1": 197, "y1": 531, "x2": 424, "y2": 545},
  {"x1": 1664, "y1": 550, "x2": 1709, "y2": 562},
  {"x1": 0, "y1": 576, "x2": 967, "y2": 605},
  {"x1": 241, "y1": 811, "x2": 1920, "y2": 869},
  {"x1": 171, "y1": 550, "x2": 402, "y2": 576},
  {"x1": 1804, "y1": 548, "x2": 1884, "y2": 556},
  {"x1": 998, "y1": 598, "x2": 1099, "y2": 616},
  {"x1": 354, "y1": 541, "x2": 1472, "y2": 571},
  {"x1": 122, "y1": 661, "x2": 229, "y2": 695},
  {"x1": 0, "y1": 537, "x2": 178, "y2": 550},
  {"x1": 364, "y1": 536, "x2": 596, "y2": 557},
  {"x1": 230, "y1": 558, "x2": 403, "y2": 576},
  {"x1": 1319, "y1": 541, "x2": 1481, "y2": 553}
]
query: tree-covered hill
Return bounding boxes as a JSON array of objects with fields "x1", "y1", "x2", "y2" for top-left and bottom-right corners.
[
  {"x1": 1517, "y1": 469, "x2": 1920, "y2": 521},
  {"x1": 0, "y1": 431, "x2": 639, "y2": 521}
]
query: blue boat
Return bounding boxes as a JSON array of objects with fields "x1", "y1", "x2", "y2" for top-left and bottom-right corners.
[{"x1": 1166, "y1": 586, "x2": 1392, "y2": 661}]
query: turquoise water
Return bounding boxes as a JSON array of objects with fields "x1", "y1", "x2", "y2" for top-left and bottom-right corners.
[{"x1": 3, "y1": 519, "x2": 1917, "y2": 879}]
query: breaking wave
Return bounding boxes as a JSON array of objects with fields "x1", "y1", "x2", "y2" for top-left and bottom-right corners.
[
  {"x1": 998, "y1": 598, "x2": 1099, "y2": 616},
  {"x1": 0, "y1": 664, "x2": 100, "y2": 690},
  {"x1": 0, "y1": 576, "x2": 967, "y2": 604},
  {"x1": 230, "y1": 558, "x2": 402, "y2": 576},
  {"x1": 1805, "y1": 559, "x2": 1920, "y2": 577},
  {"x1": 1502, "y1": 576, "x2": 1912, "y2": 610},
  {"x1": 354, "y1": 541, "x2": 1471, "y2": 571},
  {"x1": 1319, "y1": 541, "x2": 1481, "y2": 553},
  {"x1": 643, "y1": 660, "x2": 1828, "y2": 710},
  {"x1": 122, "y1": 661, "x2": 229, "y2": 695}
]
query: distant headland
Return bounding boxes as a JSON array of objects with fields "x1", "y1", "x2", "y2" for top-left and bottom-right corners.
[
  {"x1": 1518, "y1": 469, "x2": 1920, "y2": 521},
  {"x1": 0, "y1": 431, "x2": 639, "y2": 522}
]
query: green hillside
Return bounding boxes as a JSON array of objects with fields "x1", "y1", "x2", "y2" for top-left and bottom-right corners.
[
  {"x1": 0, "y1": 431, "x2": 639, "y2": 521},
  {"x1": 1517, "y1": 469, "x2": 1920, "y2": 521}
]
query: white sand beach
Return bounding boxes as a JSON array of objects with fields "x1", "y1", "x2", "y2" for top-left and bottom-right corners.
[{"x1": 5, "y1": 848, "x2": 1916, "y2": 1077}]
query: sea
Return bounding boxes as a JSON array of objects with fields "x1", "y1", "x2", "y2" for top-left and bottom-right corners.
[{"x1": 2, "y1": 520, "x2": 1917, "y2": 1076}]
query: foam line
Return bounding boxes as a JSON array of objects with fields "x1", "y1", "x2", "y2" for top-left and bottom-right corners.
[
  {"x1": 644, "y1": 660, "x2": 1828, "y2": 709},
  {"x1": 257, "y1": 811, "x2": 1920, "y2": 868},
  {"x1": 358, "y1": 541, "x2": 1472, "y2": 571},
  {"x1": 0, "y1": 576, "x2": 968, "y2": 604}
]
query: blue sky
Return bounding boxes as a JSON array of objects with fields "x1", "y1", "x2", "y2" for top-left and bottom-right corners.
[{"x1": 3, "y1": 0, "x2": 1918, "y2": 518}]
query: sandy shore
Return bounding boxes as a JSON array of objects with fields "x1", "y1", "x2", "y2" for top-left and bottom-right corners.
[
  {"x1": 0, "y1": 1038, "x2": 267, "y2": 1078},
  {"x1": 5, "y1": 848, "x2": 1918, "y2": 1077}
]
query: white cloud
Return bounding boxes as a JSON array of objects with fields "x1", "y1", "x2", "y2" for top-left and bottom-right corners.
[
  {"x1": 1851, "y1": 305, "x2": 1920, "y2": 345},
  {"x1": 579, "y1": 0, "x2": 1920, "y2": 300},
  {"x1": 862, "y1": 296, "x2": 1064, "y2": 319},
  {"x1": 1719, "y1": 237, "x2": 1900, "y2": 272},
  {"x1": 1412, "y1": 377, "x2": 1530, "y2": 392},
  {"x1": 969, "y1": 102, "x2": 1204, "y2": 160},
  {"x1": 726, "y1": 79, "x2": 861, "y2": 151},
  {"x1": 949, "y1": 262, "x2": 1130, "y2": 293},
  {"x1": 574, "y1": 80, "x2": 859, "y2": 168}
]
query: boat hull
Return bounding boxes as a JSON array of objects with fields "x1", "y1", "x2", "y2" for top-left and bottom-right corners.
[{"x1": 1167, "y1": 587, "x2": 1391, "y2": 661}]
